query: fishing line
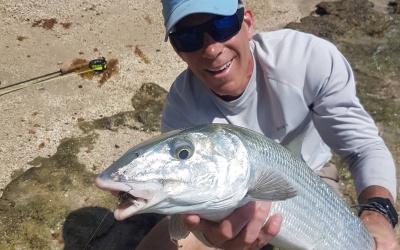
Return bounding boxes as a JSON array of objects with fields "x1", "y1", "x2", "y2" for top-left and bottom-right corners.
[
  {"x1": 84, "y1": 187, "x2": 133, "y2": 249},
  {"x1": 83, "y1": 210, "x2": 111, "y2": 250}
]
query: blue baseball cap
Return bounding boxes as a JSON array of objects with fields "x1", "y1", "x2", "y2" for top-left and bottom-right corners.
[{"x1": 161, "y1": 0, "x2": 243, "y2": 41}]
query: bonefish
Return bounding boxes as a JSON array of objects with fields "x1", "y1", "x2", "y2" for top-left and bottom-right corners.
[{"x1": 95, "y1": 123, "x2": 375, "y2": 249}]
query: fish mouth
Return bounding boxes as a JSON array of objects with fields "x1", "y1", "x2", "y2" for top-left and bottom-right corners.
[
  {"x1": 115, "y1": 191, "x2": 148, "y2": 207},
  {"x1": 95, "y1": 177, "x2": 161, "y2": 220},
  {"x1": 113, "y1": 191, "x2": 148, "y2": 220},
  {"x1": 110, "y1": 189, "x2": 153, "y2": 221}
]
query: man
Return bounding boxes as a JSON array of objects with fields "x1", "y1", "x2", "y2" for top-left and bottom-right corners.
[{"x1": 136, "y1": 0, "x2": 398, "y2": 249}]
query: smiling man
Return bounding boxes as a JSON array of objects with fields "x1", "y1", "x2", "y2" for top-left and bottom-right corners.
[
  {"x1": 136, "y1": 0, "x2": 398, "y2": 249},
  {"x1": 169, "y1": 6, "x2": 252, "y2": 101}
]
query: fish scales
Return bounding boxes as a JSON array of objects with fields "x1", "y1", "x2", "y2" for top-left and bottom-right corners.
[
  {"x1": 230, "y1": 125, "x2": 373, "y2": 249},
  {"x1": 96, "y1": 123, "x2": 375, "y2": 249}
]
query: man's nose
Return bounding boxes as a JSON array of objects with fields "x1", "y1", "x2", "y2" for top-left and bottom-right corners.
[{"x1": 201, "y1": 33, "x2": 223, "y2": 59}]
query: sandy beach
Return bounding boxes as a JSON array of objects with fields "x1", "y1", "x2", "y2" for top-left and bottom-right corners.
[
  {"x1": 1, "y1": 0, "x2": 399, "y2": 248},
  {"x1": 0, "y1": 0, "x2": 330, "y2": 198}
]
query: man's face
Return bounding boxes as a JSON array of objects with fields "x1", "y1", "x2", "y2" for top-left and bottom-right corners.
[{"x1": 172, "y1": 8, "x2": 255, "y2": 99}]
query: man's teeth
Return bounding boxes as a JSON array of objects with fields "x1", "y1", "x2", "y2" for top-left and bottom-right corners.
[{"x1": 209, "y1": 61, "x2": 232, "y2": 72}]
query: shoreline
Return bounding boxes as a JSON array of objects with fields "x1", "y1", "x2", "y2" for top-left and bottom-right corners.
[{"x1": 0, "y1": 0, "x2": 328, "y2": 197}]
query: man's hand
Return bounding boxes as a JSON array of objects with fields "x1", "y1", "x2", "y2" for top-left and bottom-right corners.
[
  {"x1": 183, "y1": 201, "x2": 282, "y2": 250},
  {"x1": 360, "y1": 210, "x2": 400, "y2": 250},
  {"x1": 358, "y1": 186, "x2": 400, "y2": 250}
]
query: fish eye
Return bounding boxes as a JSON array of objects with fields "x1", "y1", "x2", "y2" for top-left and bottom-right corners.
[
  {"x1": 171, "y1": 139, "x2": 194, "y2": 160},
  {"x1": 176, "y1": 147, "x2": 191, "y2": 159}
]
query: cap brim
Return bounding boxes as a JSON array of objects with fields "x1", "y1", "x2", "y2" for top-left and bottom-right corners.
[{"x1": 164, "y1": 0, "x2": 238, "y2": 41}]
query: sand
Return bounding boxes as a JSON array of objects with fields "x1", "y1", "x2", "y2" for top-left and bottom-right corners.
[{"x1": 0, "y1": 0, "x2": 335, "y2": 197}]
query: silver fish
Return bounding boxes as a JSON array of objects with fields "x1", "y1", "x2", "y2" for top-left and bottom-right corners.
[{"x1": 95, "y1": 123, "x2": 375, "y2": 249}]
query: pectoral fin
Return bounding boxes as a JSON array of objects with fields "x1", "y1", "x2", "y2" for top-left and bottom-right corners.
[
  {"x1": 248, "y1": 170, "x2": 298, "y2": 201},
  {"x1": 168, "y1": 214, "x2": 189, "y2": 242}
]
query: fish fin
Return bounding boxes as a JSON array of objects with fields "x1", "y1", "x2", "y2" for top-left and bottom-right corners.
[
  {"x1": 248, "y1": 170, "x2": 298, "y2": 201},
  {"x1": 281, "y1": 122, "x2": 310, "y2": 159},
  {"x1": 282, "y1": 135, "x2": 303, "y2": 159},
  {"x1": 168, "y1": 214, "x2": 190, "y2": 242}
]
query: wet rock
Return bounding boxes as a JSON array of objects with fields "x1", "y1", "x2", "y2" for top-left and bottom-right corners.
[
  {"x1": 78, "y1": 82, "x2": 167, "y2": 133},
  {"x1": 130, "y1": 82, "x2": 168, "y2": 132},
  {"x1": 0, "y1": 83, "x2": 167, "y2": 249},
  {"x1": 288, "y1": 0, "x2": 400, "y2": 238},
  {"x1": 289, "y1": 0, "x2": 396, "y2": 40}
]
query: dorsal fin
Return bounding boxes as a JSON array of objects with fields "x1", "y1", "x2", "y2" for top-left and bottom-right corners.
[{"x1": 281, "y1": 123, "x2": 310, "y2": 159}]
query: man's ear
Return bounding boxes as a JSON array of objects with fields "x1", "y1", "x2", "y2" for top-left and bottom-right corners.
[{"x1": 243, "y1": 7, "x2": 255, "y2": 40}]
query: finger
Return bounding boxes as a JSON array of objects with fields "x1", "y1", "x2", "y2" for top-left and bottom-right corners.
[
  {"x1": 182, "y1": 214, "x2": 201, "y2": 230},
  {"x1": 218, "y1": 201, "x2": 259, "y2": 240},
  {"x1": 183, "y1": 215, "x2": 222, "y2": 247},
  {"x1": 186, "y1": 202, "x2": 259, "y2": 247},
  {"x1": 222, "y1": 201, "x2": 273, "y2": 249},
  {"x1": 182, "y1": 214, "x2": 219, "y2": 238},
  {"x1": 259, "y1": 213, "x2": 282, "y2": 244},
  {"x1": 238, "y1": 201, "x2": 272, "y2": 244}
]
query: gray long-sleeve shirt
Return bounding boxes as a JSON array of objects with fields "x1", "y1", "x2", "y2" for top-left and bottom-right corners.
[{"x1": 161, "y1": 29, "x2": 397, "y2": 199}]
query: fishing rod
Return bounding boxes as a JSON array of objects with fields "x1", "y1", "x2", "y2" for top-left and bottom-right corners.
[{"x1": 0, "y1": 57, "x2": 107, "y2": 96}]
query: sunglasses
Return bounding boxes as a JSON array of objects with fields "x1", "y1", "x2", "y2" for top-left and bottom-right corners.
[{"x1": 169, "y1": 8, "x2": 245, "y2": 53}]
